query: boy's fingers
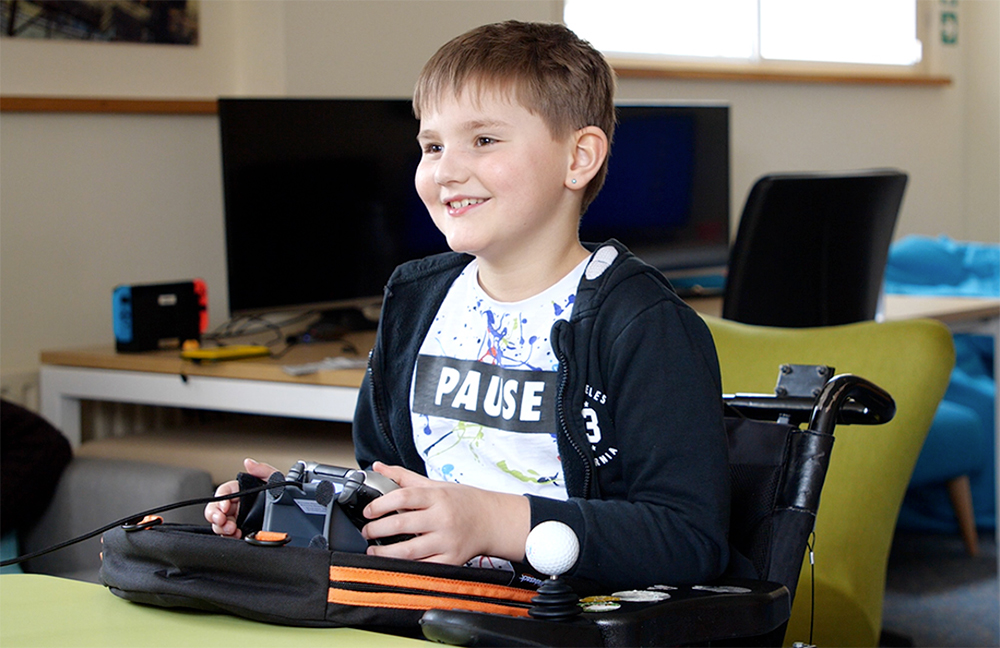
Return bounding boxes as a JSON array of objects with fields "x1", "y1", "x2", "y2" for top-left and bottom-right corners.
[
  {"x1": 213, "y1": 481, "x2": 241, "y2": 507},
  {"x1": 206, "y1": 503, "x2": 233, "y2": 530},
  {"x1": 212, "y1": 520, "x2": 239, "y2": 538},
  {"x1": 365, "y1": 529, "x2": 437, "y2": 562},
  {"x1": 372, "y1": 462, "x2": 426, "y2": 488},
  {"x1": 363, "y1": 489, "x2": 401, "y2": 521}
]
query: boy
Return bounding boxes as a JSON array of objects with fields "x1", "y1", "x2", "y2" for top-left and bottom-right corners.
[{"x1": 208, "y1": 20, "x2": 730, "y2": 591}]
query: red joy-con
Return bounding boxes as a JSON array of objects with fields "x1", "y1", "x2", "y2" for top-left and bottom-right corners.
[{"x1": 193, "y1": 279, "x2": 208, "y2": 333}]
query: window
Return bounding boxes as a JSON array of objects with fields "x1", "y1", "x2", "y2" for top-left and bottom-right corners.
[{"x1": 564, "y1": 0, "x2": 923, "y2": 67}]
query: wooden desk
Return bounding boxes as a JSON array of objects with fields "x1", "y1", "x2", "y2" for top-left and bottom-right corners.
[
  {"x1": 40, "y1": 332, "x2": 374, "y2": 448},
  {"x1": 683, "y1": 294, "x2": 1000, "y2": 327},
  {"x1": 880, "y1": 294, "x2": 1000, "y2": 329},
  {"x1": 0, "y1": 574, "x2": 424, "y2": 647}
]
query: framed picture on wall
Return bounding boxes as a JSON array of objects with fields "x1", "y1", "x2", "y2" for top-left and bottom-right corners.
[{"x1": 1, "y1": 0, "x2": 199, "y2": 45}]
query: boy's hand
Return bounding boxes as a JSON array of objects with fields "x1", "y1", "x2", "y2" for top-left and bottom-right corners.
[
  {"x1": 360, "y1": 462, "x2": 531, "y2": 566},
  {"x1": 204, "y1": 458, "x2": 277, "y2": 538}
]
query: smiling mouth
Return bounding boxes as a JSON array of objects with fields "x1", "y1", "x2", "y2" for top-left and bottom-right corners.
[{"x1": 446, "y1": 198, "x2": 486, "y2": 210}]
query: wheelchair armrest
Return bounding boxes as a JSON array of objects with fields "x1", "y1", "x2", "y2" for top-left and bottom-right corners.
[
  {"x1": 724, "y1": 374, "x2": 895, "y2": 431},
  {"x1": 725, "y1": 395, "x2": 818, "y2": 426},
  {"x1": 421, "y1": 609, "x2": 603, "y2": 647},
  {"x1": 420, "y1": 579, "x2": 790, "y2": 647}
]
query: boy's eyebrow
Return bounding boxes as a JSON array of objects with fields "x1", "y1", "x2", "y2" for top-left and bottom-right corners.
[
  {"x1": 417, "y1": 119, "x2": 512, "y2": 141},
  {"x1": 461, "y1": 118, "x2": 511, "y2": 131}
]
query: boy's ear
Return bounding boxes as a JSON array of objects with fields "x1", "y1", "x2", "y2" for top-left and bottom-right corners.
[{"x1": 565, "y1": 126, "x2": 609, "y2": 190}]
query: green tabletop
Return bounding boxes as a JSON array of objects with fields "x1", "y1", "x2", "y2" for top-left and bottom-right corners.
[{"x1": 0, "y1": 573, "x2": 427, "y2": 647}]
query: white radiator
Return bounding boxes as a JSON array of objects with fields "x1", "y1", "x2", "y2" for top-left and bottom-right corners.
[
  {"x1": 78, "y1": 401, "x2": 195, "y2": 440},
  {"x1": 1, "y1": 371, "x2": 205, "y2": 441}
]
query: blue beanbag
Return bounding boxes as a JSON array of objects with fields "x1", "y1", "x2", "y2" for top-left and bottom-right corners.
[{"x1": 886, "y1": 236, "x2": 997, "y2": 532}]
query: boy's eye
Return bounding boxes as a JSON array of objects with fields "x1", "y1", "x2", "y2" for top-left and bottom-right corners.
[
  {"x1": 475, "y1": 136, "x2": 496, "y2": 147},
  {"x1": 422, "y1": 143, "x2": 443, "y2": 155}
]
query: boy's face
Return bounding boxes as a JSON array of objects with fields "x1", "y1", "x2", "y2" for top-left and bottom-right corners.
[{"x1": 415, "y1": 88, "x2": 580, "y2": 266}]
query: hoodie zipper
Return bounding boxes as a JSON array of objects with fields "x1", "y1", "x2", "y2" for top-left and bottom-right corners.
[
  {"x1": 367, "y1": 329, "x2": 395, "y2": 453},
  {"x1": 553, "y1": 324, "x2": 592, "y2": 497}
]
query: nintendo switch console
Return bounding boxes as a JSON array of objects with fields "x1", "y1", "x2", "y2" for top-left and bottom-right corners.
[
  {"x1": 262, "y1": 461, "x2": 413, "y2": 551},
  {"x1": 113, "y1": 279, "x2": 207, "y2": 352}
]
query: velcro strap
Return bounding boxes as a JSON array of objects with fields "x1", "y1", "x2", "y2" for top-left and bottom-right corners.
[
  {"x1": 330, "y1": 565, "x2": 536, "y2": 604},
  {"x1": 327, "y1": 587, "x2": 531, "y2": 617}
]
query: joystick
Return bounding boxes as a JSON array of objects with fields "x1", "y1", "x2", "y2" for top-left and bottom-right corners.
[{"x1": 525, "y1": 521, "x2": 581, "y2": 620}]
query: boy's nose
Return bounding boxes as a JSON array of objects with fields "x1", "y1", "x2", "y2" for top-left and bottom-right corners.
[{"x1": 434, "y1": 150, "x2": 469, "y2": 185}]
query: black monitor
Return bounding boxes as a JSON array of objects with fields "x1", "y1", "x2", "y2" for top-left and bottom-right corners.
[{"x1": 218, "y1": 98, "x2": 729, "y2": 320}]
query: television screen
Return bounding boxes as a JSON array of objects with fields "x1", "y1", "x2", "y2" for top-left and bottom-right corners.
[{"x1": 218, "y1": 98, "x2": 729, "y2": 318}]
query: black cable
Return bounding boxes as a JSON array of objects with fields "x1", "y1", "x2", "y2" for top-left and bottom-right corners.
[
  {"x1": 206, "y1": 311, "x2": 319, "y2": 345},
  {"x1": 808, "y1": 531, "x2": 816, "y2": 646},
  {"x1": 205, "y1": 315, "x2": 283, "y2": 348},
  {"x1": 268, "y1": 337, "x2": 303, "y2": 360},
  {"x1": 201, "y1": 311, "x2": 328, "y2": 359},
  {"x1": 0, "y1": 479, "x2": 296, "y2": 568}
]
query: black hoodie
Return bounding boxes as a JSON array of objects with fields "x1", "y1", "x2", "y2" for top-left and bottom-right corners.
[{"x1": 353, "y1": 240, "x2": 730, "y2": 591}]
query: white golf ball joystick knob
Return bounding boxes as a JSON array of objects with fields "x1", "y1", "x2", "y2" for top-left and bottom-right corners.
[{"x1": 525, "y1": 521, "x2": 580, "y2": 578}]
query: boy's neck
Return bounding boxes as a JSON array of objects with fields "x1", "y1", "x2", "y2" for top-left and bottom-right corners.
[{"x1": 475, "y1": 240, "x2": 591, "y2": 303}]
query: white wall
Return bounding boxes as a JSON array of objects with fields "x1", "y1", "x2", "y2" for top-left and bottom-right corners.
[
  {"x1": 0, "y1": 0, "x2": 242, "y2": 97},
  {"x1": 960, "y1": 0, "x2": 1000, "y2": 240},
  {"x1": 615, "y1": 78, "x2": 968, "y2": 241},
  {"x1": 0, "y1": 111, "x2": 226, "y2": 367},
  {"x1": 1, "y1": 0, "x2": 997, "y2": 379},
  {"x1": 281, "y1": 1, "x2": 561, "y2": 96}
]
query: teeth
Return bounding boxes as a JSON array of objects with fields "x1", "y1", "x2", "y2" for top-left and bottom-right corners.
[{"x1": 448, "y1": 198, "x2": 484, "y2": 209}]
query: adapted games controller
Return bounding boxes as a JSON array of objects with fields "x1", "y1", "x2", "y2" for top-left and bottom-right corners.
[
  {"x1": 336, "y1": 469, "x2": 415, "y2": 546},
  {"x1": 264, "y1": 461, "x2": 412, "y2": 549}
]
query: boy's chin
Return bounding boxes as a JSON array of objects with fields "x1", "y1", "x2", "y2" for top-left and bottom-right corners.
[{"x1": 441, "y1": 236, "x2": 478, "y2": 256}]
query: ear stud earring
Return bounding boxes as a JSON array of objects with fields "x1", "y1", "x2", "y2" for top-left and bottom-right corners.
[{"x1": 570, "y1": 178, "x2": 578, "y2": 184}]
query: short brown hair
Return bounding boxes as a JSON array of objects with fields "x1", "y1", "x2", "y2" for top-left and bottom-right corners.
[{"x1": 413, "y1": 20, "x2": 617, "y2": 213}]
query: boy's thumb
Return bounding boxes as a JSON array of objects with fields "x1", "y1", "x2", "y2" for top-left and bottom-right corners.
[{"x1": 244, "y1": 457, "x2": 279, "y2": 480}]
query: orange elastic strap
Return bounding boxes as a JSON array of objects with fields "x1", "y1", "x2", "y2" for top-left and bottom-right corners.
[
  {"x1": 329, "y1": 566, "x2": 536, "y2": 604},
  {"x1": 328, "y1": 587, "x2": 531, "y2": 617},
  {"x1": 253, "y1": 531, "x2": 289, "y2": 543}
]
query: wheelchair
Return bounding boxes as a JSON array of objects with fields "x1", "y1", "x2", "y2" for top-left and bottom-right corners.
[{"x1": 420, "y1": 364, "x2": 895, "y2": 647}]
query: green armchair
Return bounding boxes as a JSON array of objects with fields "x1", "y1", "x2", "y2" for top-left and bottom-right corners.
[{"x1": 702, "y1": 315, "x2": 955, "y2": 647}]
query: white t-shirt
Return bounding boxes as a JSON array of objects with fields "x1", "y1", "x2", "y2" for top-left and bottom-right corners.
[{"x1": 410, "y1": 257, "x2": 589, "y2": 501}]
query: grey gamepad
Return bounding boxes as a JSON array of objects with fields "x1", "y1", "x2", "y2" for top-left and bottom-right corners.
[
  {"x1": 338, "y1": 469, "x2": 415, "y2": 545},
  {"x1": 272, "y1": 462, "x2": 413, "y2": 547}
]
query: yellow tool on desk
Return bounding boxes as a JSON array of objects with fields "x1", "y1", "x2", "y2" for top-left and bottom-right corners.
[{"x1": 180, "y1": 345, "x2": 271, "y2": 363}]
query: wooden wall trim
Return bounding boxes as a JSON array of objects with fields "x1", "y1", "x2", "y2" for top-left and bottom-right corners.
[
  {"x1": 0, "y1": 97, "x2": 219, "y2": 114},
  {"x1": 0, "y1": 66, "x2": 950, "y2": 116},
  {"x1": 614, "y1": 66, "x2": 952, "y2": 86}
]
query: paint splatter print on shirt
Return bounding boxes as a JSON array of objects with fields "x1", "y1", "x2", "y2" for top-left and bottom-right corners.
[{"x1": 411, "y1": 257, "x2": 588, "y2": 500}]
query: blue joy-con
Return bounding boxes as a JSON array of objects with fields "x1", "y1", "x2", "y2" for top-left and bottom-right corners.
[{"x1": 112, "y1": 285, "x2": 133, "y2": 344}]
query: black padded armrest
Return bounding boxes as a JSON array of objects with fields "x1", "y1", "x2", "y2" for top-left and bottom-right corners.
[{"x1": 420, "y1": 579, "x2": 789, "y2": 647}]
